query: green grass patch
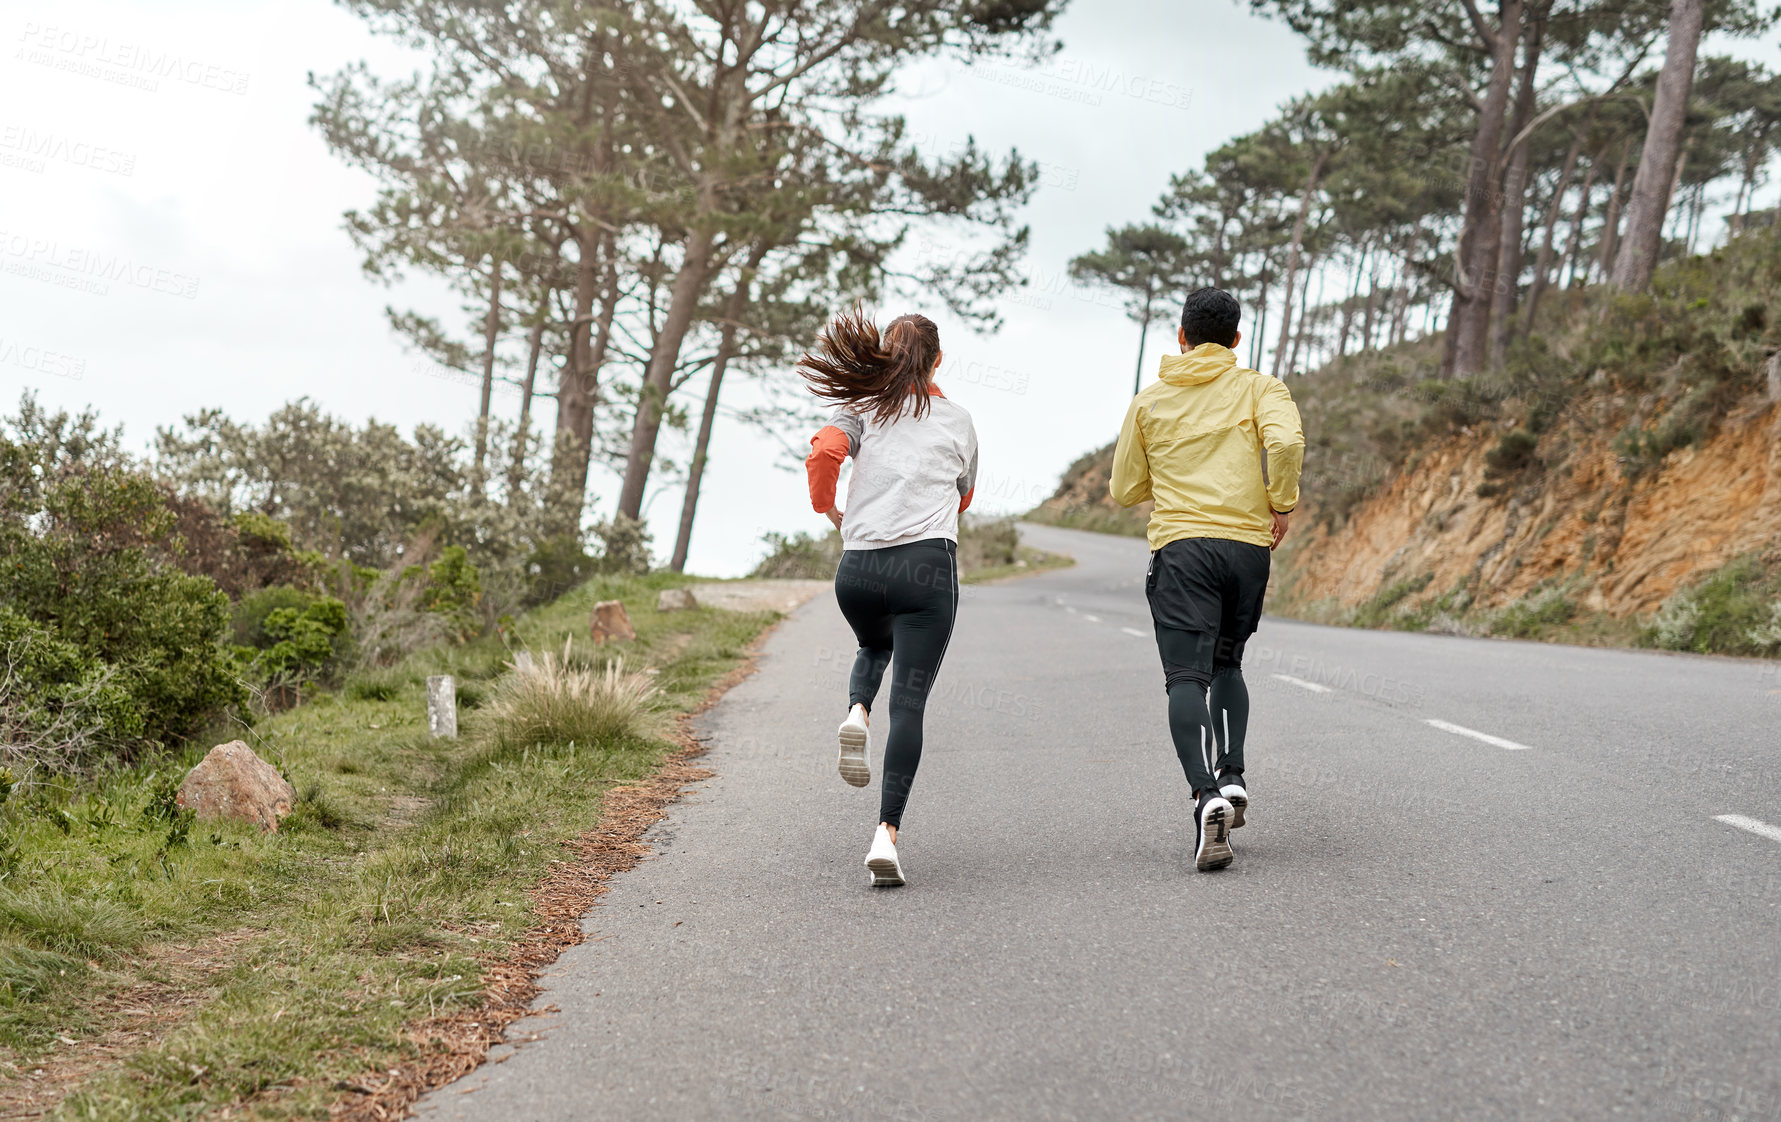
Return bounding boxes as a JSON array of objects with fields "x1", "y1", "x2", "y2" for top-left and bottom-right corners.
[
  {"x1": 1350, "y1": 573, "x2": 1434, "y2": 630},
  {"x1": 1023, "y1": 502, "x2": 1149, "y2": 538},
  {"x1": 960, "y1": 546, "x2": 1076, "y2": 585},
  {"x1": 1488, "y1": 587, "x2": 1578, "y2": 640},
  {"x1": 0, "y1": 570, "x2": 775, "y2": 1119}
]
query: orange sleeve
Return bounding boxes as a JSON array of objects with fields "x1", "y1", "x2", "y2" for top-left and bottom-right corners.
[
  {"x1": 958, "y1": 488, "x2": 974, "y2": 513},
  {"x1": 806, "y1": 425, "x2": 848, "y2": 513}
]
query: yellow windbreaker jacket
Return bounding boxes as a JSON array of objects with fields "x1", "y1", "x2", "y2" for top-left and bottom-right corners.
[{"x1": 1109, "y1": 344, "x2": 1305, "y2": 551}]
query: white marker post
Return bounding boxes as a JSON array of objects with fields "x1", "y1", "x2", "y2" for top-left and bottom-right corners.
[{"x1": 427, "y1": 674, "x2": 458, "y2": 738}]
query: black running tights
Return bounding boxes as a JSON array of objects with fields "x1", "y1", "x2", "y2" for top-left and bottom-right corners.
[{"x1": 834, "y1": 538, "x2": 958, "y2": 829}]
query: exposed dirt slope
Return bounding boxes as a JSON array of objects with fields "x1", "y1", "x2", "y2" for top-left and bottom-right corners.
[{"x1": 1272, "y1": 390, "x2": 1781, "y2": 621}]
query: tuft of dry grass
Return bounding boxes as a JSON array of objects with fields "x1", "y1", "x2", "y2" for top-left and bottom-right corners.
[{"x1": 484, "y1": 642, "x2": 660, "y2": 751}]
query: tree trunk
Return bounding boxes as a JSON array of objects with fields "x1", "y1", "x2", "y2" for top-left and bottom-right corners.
[
  {"x1": 1286, "y1": 251, "x2": 1316, "y2": 375},
  {"x1": 1597, "y1": 138, "x2": 1634, "y2": 282},
  {"x1": 1522, "y1": 129, "x2": 1584, "y2": 337},
  {"x1": 1445, "y1": 0, "x2": 1525, "y2": 378},
  {"x1": 1732, "y1": 150, "x2": 1759, "y2": 234},
  {"x1": 1362, "y1": 251, "x2": 1383, "y2": 348},
  {"x1": 473, "y1": 259, "x2": 503, "y2": 490},
  {"x1": 1390, "y1": 253, "x2": 1412, "y2": 345},
  {"x1": 1250, "y1": 268, "x2": 1271, "y2": 370},
  {"x1": 670, "y1": 246, "x2": 769, "y2": 572},
  {"x1": 550, "y1": 228, "x2": 610, "y2": 534},
  {"x1": 1271, "y1": 152, "x2": 1327, "y2": 378},
  {"x1": 1665, "y1": 135, "x2": 1694, "y2": 250},
  {"x1": 546, "y1": 38, "x2": 617, "y2": 536},
  {"x1": 616, "y1": 228, "x2": 718, "y2": 522},
  {"x1": 508, "y1": 289, "x2": 550, "y2": 498},
  {"x1": 1488, "y1": 11, "x2": 1546, "y2": 368},
  {"x1": 1337, "y1": 241, "x2": 1367, "y2": 357},
  {"x1": 1612, "y1": 0, "x2": 1706, "y2": 290},
  {"x1": 1133, "y1": 275, "x2": 1154, "y2": 395},
  {"x1": 1561, "y1": 152, "x2": 1603, "y2": 288}
]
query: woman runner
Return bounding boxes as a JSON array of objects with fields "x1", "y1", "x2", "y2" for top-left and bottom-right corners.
[{"x1": 803, "y1": 307, "x2": 978, "y2": 887}]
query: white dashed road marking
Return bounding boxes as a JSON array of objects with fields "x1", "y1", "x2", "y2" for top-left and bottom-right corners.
[
  {"x1": 1273, "y1": 674, "x2": 1332, "y2": 694},
  {"x1": 1425, "y1": 718, "x2": 1533, "y2": 751},
  {"x1": 1715, "y1": 814, "x2": 1781, "y2": 846},
  {"x1": 1082, "y1": 614, "x2": 1102, "y2": 623},
  {"x1": 1120, "y1": 627, "x2": 1147, "y2": 638}
]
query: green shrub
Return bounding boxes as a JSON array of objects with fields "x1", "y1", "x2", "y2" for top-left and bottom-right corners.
[
  {"x1": 524, "y1": 535, "x2": 598, "y2": 607},
  {"x1": 751, "y1": 531, "x2": 843, "y2": 579},
  {"x1": 164, "y1": 500, "x2": 322, "y2": 598},
  {"x1": 231, "y1": 586, "x2": 316, "y2": 648},
  {"x1": 352, "y1": 547, "x2": 489, "y2": 667},
  {"x1": 1351, "y1": 573, "x2": 1433, "y2": 629},
  {"x1": 592, "y1": 514, "x2": 653, "y2": 576},
  {"x1": 419, "y1": 546, "x2": 482, "y2": 623},
  {"x1": 1489, "y1": 588, "x2": 1576, "y2": 639},
  {"x1": 252, "y1": 597, "x2": 350, "y2": 684},
  {"x1": 0, "y1": 443, "x2": 244, "y2": 766},
  {"x1": 1484, "y1": 429, "x2": 1540, "y2": 479},
  {"x1": 0, "y1": 608, "x2": 145, "y2": 775},
  {"x1": 956, "y1": 517, "x2": 1019, "y2": 570},
  {"x1": 1644, "y1": 554, "x2": 1781, "y2": 656}
]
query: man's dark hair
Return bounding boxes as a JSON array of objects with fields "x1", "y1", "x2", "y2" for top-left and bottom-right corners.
[{"x1": 1180, "y1": 287, "x2": 1241, "y2": 348}]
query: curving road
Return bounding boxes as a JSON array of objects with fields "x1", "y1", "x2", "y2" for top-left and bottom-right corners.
[{"x1": 418, "y1": 523, "x2": 1781, "y2": 1122}]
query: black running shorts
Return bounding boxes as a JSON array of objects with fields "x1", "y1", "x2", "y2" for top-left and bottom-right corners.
[{"x1": 1145, "y1": 536, "x2": 1271, "y2": 685}]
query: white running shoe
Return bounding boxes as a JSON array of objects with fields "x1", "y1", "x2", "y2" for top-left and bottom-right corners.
[
  {"x1": 864, "y1": 824, "x2": 906, "y2": 886},
  {"x1": 1217, "y1": 771, "x2": 1248, "y2": 829},
  {"x1": 1194, "y1": 795, "x2": 1235, "y2": 872},
  {"x1": 837, "y1": 704, "x2": 871, "y2": 788}
]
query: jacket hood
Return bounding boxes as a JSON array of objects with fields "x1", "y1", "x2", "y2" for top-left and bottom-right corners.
[{"x1": 1157, "y1": 344, "x2": 1237, "y2": 386}]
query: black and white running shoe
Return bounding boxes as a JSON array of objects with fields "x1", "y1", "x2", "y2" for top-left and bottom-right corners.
[
  {"x1": 1194, "y1": 792, "x2": 1235, "y2": 872},
  {"x1": 1217, "y1": 770, "x2": 1248, "y2": 829}
]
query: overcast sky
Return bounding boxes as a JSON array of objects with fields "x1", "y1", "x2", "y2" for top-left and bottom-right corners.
[{"x1": 10, "y1": 1, "x2": 1758, "y2": 577}]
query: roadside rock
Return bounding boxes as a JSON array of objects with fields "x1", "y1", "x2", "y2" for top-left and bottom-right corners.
[
  {"x1": 176, "y1": 741, "x2": 295, "y2": 832},
  {"x1": 590, "y1": 600, "x2": 636, "y2": 642},
  {"x1": 656, "y1": 588, "x2": 698, "y2": 612}
]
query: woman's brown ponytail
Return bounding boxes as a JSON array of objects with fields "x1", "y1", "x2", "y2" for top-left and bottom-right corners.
[{"x1": 799, "y1": 305, "x2": 941, "y2": 425}]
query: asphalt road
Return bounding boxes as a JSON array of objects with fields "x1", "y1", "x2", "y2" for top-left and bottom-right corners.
[{"x1": 418, "y1": 523, "x2": 1781, "y2": 1122}]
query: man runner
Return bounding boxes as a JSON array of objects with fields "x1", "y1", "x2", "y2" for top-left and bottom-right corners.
[{"x1": 1110, "y1": 287, "x2": 1305, "y2": 872}]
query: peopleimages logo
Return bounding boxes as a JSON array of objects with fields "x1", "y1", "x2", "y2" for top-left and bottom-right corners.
[
  {"x1": 0, "y1": 125, "x2": 137, "y2": 176},
  {"x1": 14, "y1": 23, "x2": 251, "y2": 96},
  {"x1": 0, "y1": 337, "x2": 85, "y2": 380},
  {"x1": 0, "y1": 230, "x2": 200, "y2": 299}
]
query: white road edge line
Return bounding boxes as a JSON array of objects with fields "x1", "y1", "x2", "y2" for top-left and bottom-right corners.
[
  {"x1": 1272, "y1": 673, "x2": 1333, "y2": 694},
  {"x1": 1425, "y1": 718, "x2": 1533, "y2": 751},
  {"x1": 1714, "y1": 814, "x2": 1781, "y2": 845},
  {"x1": 1120, "y1": 627, "x2": 1147, "y2": 638}
]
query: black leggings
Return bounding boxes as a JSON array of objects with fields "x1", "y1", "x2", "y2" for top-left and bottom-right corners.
[{"x1": 834, "y1": 538, "x2": 958, "y2": 829}]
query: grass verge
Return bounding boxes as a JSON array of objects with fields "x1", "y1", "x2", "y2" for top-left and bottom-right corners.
[
  {"x1": 0, "y1": 571, "x2": 776, "y2": 1121},
  {"x1": 960, "y1": 545, "x2": 1075, "y2": 585}
]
